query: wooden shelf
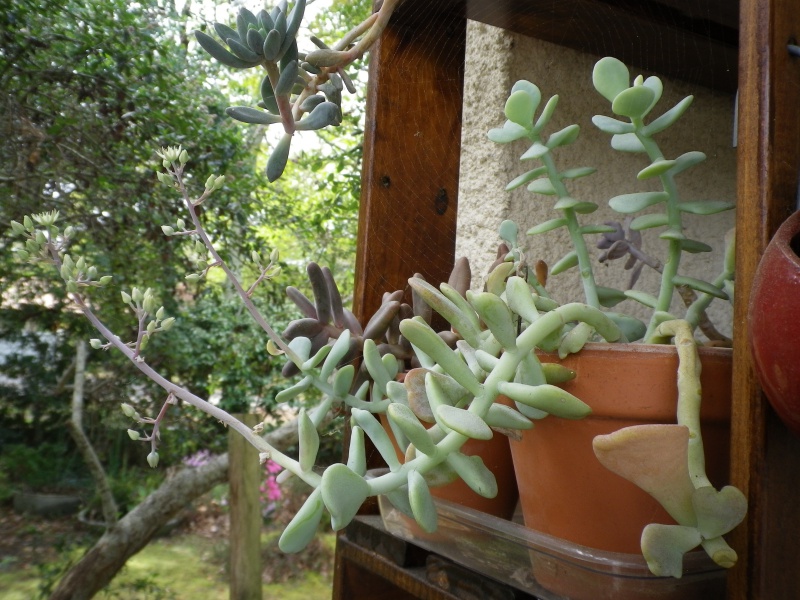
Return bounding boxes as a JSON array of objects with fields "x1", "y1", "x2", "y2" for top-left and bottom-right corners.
[{"x1": 344, "y1": 1, "x2": 800, "y2": 598}]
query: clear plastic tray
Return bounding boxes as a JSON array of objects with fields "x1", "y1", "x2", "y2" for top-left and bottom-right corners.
[{"x1": 378, "y1": 494, "x2": 726, "y2": 599}]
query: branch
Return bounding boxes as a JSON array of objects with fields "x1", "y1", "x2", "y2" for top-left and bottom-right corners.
[{"x1": 66, "y1": 340, "x2": 119, "y2": 526}]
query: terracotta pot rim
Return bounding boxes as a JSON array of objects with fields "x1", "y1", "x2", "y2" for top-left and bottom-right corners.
[{"x1": 538, "y1": 341, "x2": 732, "y2": 358}]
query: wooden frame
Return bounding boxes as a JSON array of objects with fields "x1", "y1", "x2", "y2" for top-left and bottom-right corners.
[{"x1": 342, "y1": 1, "x2": 800, "y2": 598}]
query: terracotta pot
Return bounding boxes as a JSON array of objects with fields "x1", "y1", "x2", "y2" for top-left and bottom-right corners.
[
  {"x1": 380, "y1": 412, "x2": 519, "y2": 520},
  {"x1": 509, "y1": 343, "x2": 732, "y2": 554},
  {"x1": 749, "y1": 209, "x2": 800, "y2": 436}
]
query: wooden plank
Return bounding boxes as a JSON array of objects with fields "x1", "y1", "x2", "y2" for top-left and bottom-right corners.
[
  {"x1": 730, "y1": 0, "x2": 800, "y2": 598},
  {"x1": 416, "y1": 0, "x2": 739, "y2": 93},
  {"x1": 229, "y1": 414, "x2": 263, "y2": 600},
  {"x1": 352, "y1": 0, "x2": 466, "y2": 325}
]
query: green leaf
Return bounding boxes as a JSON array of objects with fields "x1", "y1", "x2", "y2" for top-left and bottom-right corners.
[
  {"x1": 488, "y1": 121, "x2": 529, "y2": 144},
  {"x1": 659, "y1": 229, "x2": 686, "y2": 241},
  {"x1": 593, "y1": 57, "x2": 630, "y2": 102},
  {"x1": 624, "y1": 290, "x2": 659, "y2": 308},
  {"x1": 671, "y1": 151, "x2": 706, "y2": 175},
  {"x1": 505, "y1": 89, "x2": 537, "y2": 127},
  {"x1": 260, "y1": 74, "x2": 279, "y2": 113},
  {"x1": 572, "y1": 202, "x2": 598, "y2": 214},
  {"x1": 408, "y1": 470, "x2": 437, "y2": 532},
  {"x1": 546, "y1": 124, "x2": 580, "y2": 149},
  {"x1": 496, "y1": 382, "x2": 591, "y2": 419},
  {"x1": 275, "y1": 60, "x2": 299, "y2": 95},
  {"x1": 226, "y1": 36, "x2": 260, "y2": 62},
  {"x1": 266, "y1": 133, "x2": 292, "y2": 182},
  {"x1": 295, "y1": 102, "x2": 341, "y2": 131},
  {"x1": 638, "y1": 159, "x2": 676, "y2": 180},
  {"x1": 194, "y1": 30, "x2": 258, "y2": 69},
  {"x1": 298, "y1": 408, "x2": 319, "y2": 472},
  {"x1": 610, "y1": 132, "x2": 645, "y2": 153},
  {"x1": 609, "y1": 191, "x2": 668, "y2": 213},
  {"x1": 679, "y1": 239, "x2": 713, "y2": 253},
  {"x1": 596, "y1": 286, "x2": 627, "y2": 308},
  {"x1": 533, "y1": 95, "x2": 559, "y2": 133},
  {"x1": 511, "y1": 80, "x2": 541, "y2": 110},
  {"x1": 672, "y1": 276, "x2": 728, "y2": 299},
  {"x1": 520, "y1": 142, "x2": 550, "y2": 160},
  {"x1": 553, "y1": 196, "x2": 586, "y2": 210},
  {"x1": 388, "y1": 403, "x2": 438, "y2": 456},
  {"x1": 321, "y1": 463, "x2": 371, "y2": 531},
  {"x1": 630, "y1": 213, "x2": 669, "y2": 230},
  {"x1": 225, "y1": 106, "x2": 283, "y2": 124},
  {"x1": 446, "y1": 452, "x2": 498, "y2": 497},
  {"x1": 550, "y1": 250, "x2": 578, "y2": 275},
  {"x1": 263, "y1": 28, "x2": 282, "y2": 61},
  {"x1": 279, "y1": 488, "x2": 325, "y2": 552},
  {"x1": 642, "y1": 75, "x2": 664, "y2": 116},
  {"x1": 505, "y1": 166, "x2": 547, "y2": 191},
  {"x1": 346, "y1": 426, "x2": 366, "y2": 475},
  {"x1": 436, "y1": 405, "x2": 493, "y2": 440},
  {"x1": 592, "y1": 115, "x2": 635, "y2": 134},
  {"x1": 612, "y1": 85, "x2": 656, "y2": 119},
  {"x1": 527, "y1": 178, "x2": 556, "y2": 195},
  {"x1": 641, "y1": 523, "x2": 702, "y2": 578},
  {"x1": 484, "y1": 403, "x2": 533, "y2": 430},
  {"x1": 642, "y1": 96, "x2": 694, "y2": 136},
  {"x1": 469, "y1": 292, "x2": 517, "y2": 349},
  {"x1": 579, "y1": 224, "x2": 617, "y2": 234},
  {"x1": 527, "y1": 218, "x2": 566, "y2": 235},
  {"x1": 678, "y1": 201, "x2": 735, "y2": 215},
  {"x1": 560, "y1": 166, "x2": 597, "y2": 180}
]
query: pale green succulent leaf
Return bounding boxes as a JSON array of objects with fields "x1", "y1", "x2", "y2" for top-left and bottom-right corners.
[
  {"x1": 592, "y1": 115, "x2": 635, "y2": 134},
  {"x1": 679, "y1": 239, "x2": 713, "y2": 253},
  {"x1": 678, "y1": 201, "x2": 736, "y2": 215},
  {"x1": 624, "y1": 290, "x2": 659, "y2": 308},
  {"x1": 638, "y1": 159, "x2": 677, "y2": 180},
  {"x1": 484, "y1": 403, "x2": 533, "y2": 431},
  {"x1": 550, "y1": 250, "x2": 578, "y2": 275},
  {"x1": 560, "y1": 166, "x2": 597, "y2": 179},
  {"x1": 408, "y1": 470, "x2": 438, "y2": 532},
  {"x1": 527, "y1": 218, "x2": 567, "y2": 236},
  {"x1": 298, "y1": 408, "x2": 319, "y2": 472},
  {"x1": 546, "y1": 124, "x2": 580, "y2": 149},
  {"x1": 592, "y1": 56, "x2": 630, "y2": 102},
  {"x1": 596, "y1": 286, "x2": 628, "y2": 308},
  {"x1": 641, "y1": 523, "x2": 702, "y2": 578},
  {"x1": 611, "y1": 132, "x2": 647, "y2": 153},
  {"x1": 346, "y1": 426, "x2": 367, "y2": 476},
  {"x1": 388, "y1": 403, "x2": 438, "y2": 456},
  {"x1": 642, "y1": 96, "x2": 694, "y2": 137},
  {"x1": 527, "y1": 178, "x2": 556, "y2": 195},
  {"x1": 672, "y1": 276, "x2": 728, "y2": 299},
  {"x1": 279, "y1": 487, "x2": 325, "y2": 552},
  {"x1": 469, "y1": 291, "x2": 518, "y2": 349},
  {"x1": 436, "y1": 405, "x2": 493, "y2": 440},
  {"x1": 641, "y1": 75, "x2": 664, "y2": 116},
  {"x1": 496, "y1": 382, "x2": 591, "y2": 419},
  {"x1": 520, "y1": 142, "x2": 550, "y2": 161},
  {"x1": 505, "y1": 166, "x2": 548, "y2": 191},
  {"x1": 532, "y1": 94, "x2": 559, "y2": 133},
  {"x1": 446, "y1": 452, "x2": 498, "y2": 498},
  {"x1": 612, "y1": 85, "x2": 656, "y2": 119},
  {"x1": 351, "y1": 408, "x2": 401, "y2": 471},
  {"x1": 321, "y1": 463, "x2": 370, "y2": 531},
  {"x1": 630, "y1": 213, "x2": 669, "y2": 230},
  {"x1": 609, "y1": 191, "x2": 668, "y2": 213},
  {"x1": 692, "y1": 485, "x2": 748, "y2": 539},
  {"x1": 671, "y1": 150, "x2": 706, "y2": 175},
  {"x1": 488, "y1": 121, "x2": 529, "y2": 143},
  {"x1": 505, "y1": 89, "x2": 537, "y2": 127}
]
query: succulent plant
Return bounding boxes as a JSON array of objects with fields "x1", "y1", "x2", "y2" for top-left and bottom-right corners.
[{"x1": 9, "y1": 5, "x2": 747, "y2": 579}]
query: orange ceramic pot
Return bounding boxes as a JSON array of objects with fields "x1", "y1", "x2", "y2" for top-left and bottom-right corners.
[
  {"x1": 509, "y1": 343, "x2": 732, "y2": 554},
  {"x1": 749, "y1": 209, "x2": 800, "y2": 436}
]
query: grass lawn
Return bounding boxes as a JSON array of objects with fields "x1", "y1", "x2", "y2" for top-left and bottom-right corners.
[{"x1": 0, "y1": 531, "x2": 336, "y2": 599}]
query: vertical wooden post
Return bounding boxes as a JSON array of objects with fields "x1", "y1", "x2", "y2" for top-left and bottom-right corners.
[
  {"x1": 731, "y1": 0, "x2": 800, "y2": 598},
  {"x1": 229, "y1": 414, "x2": 262, "y2": 600}
]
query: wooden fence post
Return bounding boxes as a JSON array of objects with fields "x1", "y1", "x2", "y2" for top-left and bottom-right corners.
[{"x1": 229, "y1": 413, "x2": 263, "y2": 600}]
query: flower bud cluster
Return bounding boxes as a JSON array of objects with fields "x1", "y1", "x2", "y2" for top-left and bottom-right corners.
[
  {"x1": 251, "y1": 247, "x2": 282, "y2": 280},
  {"x1": 120, "y1": 287, "x2": 176, "y2": 351},
  {"x1": 9, "y1": 213, "x2": 112, "y2": 292}
]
